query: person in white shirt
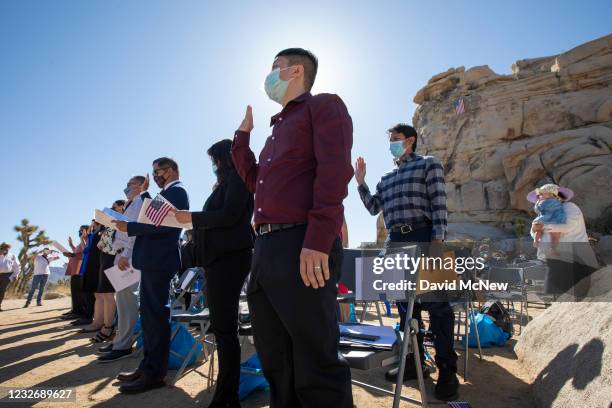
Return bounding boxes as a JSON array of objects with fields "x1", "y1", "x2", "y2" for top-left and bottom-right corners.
[
  {"x1": 0, "y1": 242, "x2": 21, "y2": 311},
  {"x1": 98, "y1": 175, "x2": 147, "y2": 362},
  {"x1": 24, "y1": 248, "x2": 60, "y2": 307},
  {"x1": 529, "y1": 185, "x2": 599, "y2": 299}
]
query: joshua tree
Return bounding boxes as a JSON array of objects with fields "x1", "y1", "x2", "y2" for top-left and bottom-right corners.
[{"x1": 9, "y1": 219, "x2": 51, "y2": 295}]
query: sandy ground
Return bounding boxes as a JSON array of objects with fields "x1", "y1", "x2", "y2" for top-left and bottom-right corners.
[{"x1": 0, "y1": 297, "x2": 536, "y2": 408}]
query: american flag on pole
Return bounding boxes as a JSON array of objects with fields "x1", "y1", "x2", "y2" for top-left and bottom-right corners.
[
  {"x1": 454, "y1": 97, "x2": 466, "y2": 115},
  {"x1": 145, "y1": 195, "x2": 174, "y2": 227}
]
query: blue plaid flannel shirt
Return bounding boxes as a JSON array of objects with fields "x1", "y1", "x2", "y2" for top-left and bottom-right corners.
[{"x1": 358, "y1": 152, "x2": 448, "y2": 240}]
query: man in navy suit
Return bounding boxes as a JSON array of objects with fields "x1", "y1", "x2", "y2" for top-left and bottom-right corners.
[{"x1": 112, "y1": 157, "x2": 189, "y2": 394}]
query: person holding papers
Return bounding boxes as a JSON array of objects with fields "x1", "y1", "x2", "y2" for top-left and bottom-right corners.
[
  {"x1": 231, "y1": 48, "x2": 354, "y2": 408},
  {"x1": 98, "y1": 176, "x2": 146, "y2": 362},
  {"x1": 355, "y1": 124, "x2": 459, "y2": 401},
  {"x1": 0, "y1": 243, "x2": 20, "y2": 312},
  {"x1": 112, "y1": 157, "x2": 189, "y2": 394},
  {"x1": 89, "y1": 199, "x2": 125, "y2": 343},
  {"x1": 173, "y1": 139, "x2": 254, "y2": 408}
]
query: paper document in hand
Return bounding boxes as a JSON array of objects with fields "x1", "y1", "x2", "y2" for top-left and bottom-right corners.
[
  {"x1": 51, "y1": 241, "x2": 69, "y2": 254},
  {"x1": 145, "y1": 195, "x2": 174, "y2": 226},
  {"x1": 103, "y1": 207, "x2": 131, "y2": 222},
  {"x1": 104, "y1": 265, "x2": 141, "y2": 292},
  {"x1": 137, "y1": 198, "x2": 193, "y2": 229},
  {"x1": 94, "y1": 209, "x2": 117, "y2": 229}
]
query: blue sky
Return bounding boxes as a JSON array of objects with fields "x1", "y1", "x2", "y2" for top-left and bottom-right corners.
[{"x1": 1, "y1": 0, "x2": 611, "y2": 254}]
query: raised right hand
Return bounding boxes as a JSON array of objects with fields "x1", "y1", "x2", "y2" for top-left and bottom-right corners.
[
  {"x1": 238, "y1": 105, "x2": 254, "y2": 133},
  {"x1": 355, "y1": 157, "x2": 367, "y2": 186}
]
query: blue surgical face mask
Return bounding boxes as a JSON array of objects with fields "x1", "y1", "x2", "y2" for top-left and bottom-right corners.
[
  {"x1": 212, "y1": 163, "x2": 218, "y2": 174},
  {"x1": 264, "y1": 67, "x2": 292, "y2": 104},
  {"x1": 123, "y1": 186, "x2": 132, "y2": 198},
  {"x1": 389, "y1": 140, "x2": 407, "y2": 158}
]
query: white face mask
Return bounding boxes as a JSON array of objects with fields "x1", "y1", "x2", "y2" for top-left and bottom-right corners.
[{"x1": 264, "y1": 66, "x2": 294, "y2": 104}]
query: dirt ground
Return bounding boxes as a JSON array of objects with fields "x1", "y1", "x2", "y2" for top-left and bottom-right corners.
[{"x1": 0, "y1": 296, "x2": 536, "y2": 408}]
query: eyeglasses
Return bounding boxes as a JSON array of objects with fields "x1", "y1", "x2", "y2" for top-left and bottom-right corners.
[{"x1": 153, "y1": 166, "x2": 170, "y2": 176}]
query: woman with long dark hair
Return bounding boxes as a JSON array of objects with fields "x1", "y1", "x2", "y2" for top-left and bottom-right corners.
[{"x1": 174, "y1": 139, "x2": 254, "y2": 408}]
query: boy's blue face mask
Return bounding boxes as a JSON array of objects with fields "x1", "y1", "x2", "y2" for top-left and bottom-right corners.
[
  {"x1": 389, "y1": 140, "x2": 407, "y2": 158},
  {"x1": 264, "y1": 67, "x2": 294, "y2": 104}
]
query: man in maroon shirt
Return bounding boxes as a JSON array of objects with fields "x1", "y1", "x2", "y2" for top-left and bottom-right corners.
[{"x1": 232, "y1": 48, "x2": 354, "y2": 408}]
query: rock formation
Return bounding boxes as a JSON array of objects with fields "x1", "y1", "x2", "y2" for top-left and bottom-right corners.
[{"x1": 413, "y1": 34, "x2": 612, "y2": 232}]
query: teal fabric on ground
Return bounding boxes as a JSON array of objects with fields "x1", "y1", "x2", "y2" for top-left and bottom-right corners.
[
  {"x1": 239, "y1": 353, "x2": 269, "y2": 401},
  {"x1": 464, "y1": 312, "x2": 510, "y2": 347}
]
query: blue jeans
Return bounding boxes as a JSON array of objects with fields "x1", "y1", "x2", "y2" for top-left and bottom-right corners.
[{"x1": 27, "y1": 274, "x2": 49, "y2": 305}]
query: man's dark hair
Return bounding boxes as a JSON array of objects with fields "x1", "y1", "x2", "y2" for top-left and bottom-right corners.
[
  {"x1": 388, "y1": 123, "x2": 418, "y2": 152},
  {"x1": 79, "y1": 225, "x2": 89, "y2": 233},
  {"x1": 130, "y1": 175, "x2": 146, "y2": 185},
  {"x1": 276, "y1": 48, "x2": 318, "y2": 92},
  {"x1": 113, "y1": 200, "x2": 126, "y2": 208},
  {"x1": 153, "y1": 157, "x2": 179, "y2": 174}
]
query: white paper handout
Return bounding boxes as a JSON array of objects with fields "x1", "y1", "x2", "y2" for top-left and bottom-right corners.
[
  {"x1": 137, "y1": 197, "x2": 193, "y2": 229},
  {"x1": 104, "y1": 265, "x2": 141, "y2": 292},
  {"x1": 51, "y1": 240, "x2": 69, "y2": 254}
]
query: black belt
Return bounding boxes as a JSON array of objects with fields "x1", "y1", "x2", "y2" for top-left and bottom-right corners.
[
  {"x1": 256, "y1": 223, "x2": 306, "y2": 236},
  {"x1": 389, "y1": 221, "x2": 432, "y2": 234}
]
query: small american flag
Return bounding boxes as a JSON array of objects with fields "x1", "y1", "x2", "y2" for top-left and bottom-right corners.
[
  {"x1": 145, "y1": 195, "x2": 173, "y2": 227},
  {"x1": 454, "y1": 97, "x2": 466, "y2": 115},
  {"x1": 447, "y1": 402, "x2": 472, "y2": 408}
]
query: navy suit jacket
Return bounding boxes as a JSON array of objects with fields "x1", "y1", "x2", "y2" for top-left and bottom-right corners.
[{"x1": 128, "y1": 181, "x2": 190, "y2": 272}]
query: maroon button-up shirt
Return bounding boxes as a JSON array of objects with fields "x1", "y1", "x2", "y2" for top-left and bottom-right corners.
[{"x1": 231, "y1": 92, "x2": 353, "y2": 254}]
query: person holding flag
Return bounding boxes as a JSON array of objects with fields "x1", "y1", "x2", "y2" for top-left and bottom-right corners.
[{"x1": 112, "y1": 157, "x2": 189, "y2": 394}]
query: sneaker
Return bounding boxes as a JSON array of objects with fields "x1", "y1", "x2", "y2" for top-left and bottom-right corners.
[
  {"x1": 98, "y1": 343, "x2": 114, "y2": 354},
  {"x1": 98, "y1": 349, "x2": 133, "y2": 363},
  {"x1": 434, "y1": 367, "x2": 459, "y2": 401}
]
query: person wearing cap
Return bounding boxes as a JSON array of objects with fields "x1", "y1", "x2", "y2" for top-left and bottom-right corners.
[
  {"x1": 528, "y1": 184, "x2": 598, "y2": 299},
  {"x1": 355, "y1": 123, "x2": 459, "y2": 401},
  {"x1": 0, "y1": 243, "x2": 21, "y2": 311}
]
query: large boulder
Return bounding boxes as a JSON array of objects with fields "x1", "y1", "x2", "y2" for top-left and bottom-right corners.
[
  {"x1": 515, "y1": 295, "x2": 612, "y2": 408},
  {"x1": 412, "y1": 34, "x2": 612, "y2": 231}
]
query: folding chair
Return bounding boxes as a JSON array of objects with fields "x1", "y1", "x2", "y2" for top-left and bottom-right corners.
[
  {"x1": 519, "y1": 261, "x2": 553, "y2": 308},
  {"x1": 451, "y1": 292, "x2": 483, "y2": 382},
  {"x1": 171, "y1": 267, "x2": 204, "y2": 311},
  {"x1": 339, "y1": 248, "x2": 385, "y2": 325},
  {"x1": 486, "y1": 266, "x2": 528, "y2": 334},
  {"x1": 342, "y1": 244, "x2": 430, "y2": 407}
]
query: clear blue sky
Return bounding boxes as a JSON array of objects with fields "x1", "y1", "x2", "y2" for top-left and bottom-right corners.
[{"x1": 1, "y1": 0, "x2": 611, "y2": 254}]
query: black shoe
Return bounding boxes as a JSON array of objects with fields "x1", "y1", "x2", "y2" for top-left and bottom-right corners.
[
  {"x1": 69, "y1": 318, "x2": 92, "y2": 326},
  {"x1": 98, "y1": 349, "x2": 132, "y2": 363},
  {"x1": 117, "y1": 369, "x2": 143, "y2": 382},
  {"x1": 118, "y1": 375, "x2": 165, "y2": 394},
  {"x1": 434, "y1": 367, "x2": 459, "y2": 401},
  {"x1": 23, "y1": 302, "x2": 30, "y2": 308},
  {"x1": 36, "y1": 303, "x2": 42, "y2": 306},
  {"x1": 98, "y1": 343, "x2": 114, "y2": 354}
]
